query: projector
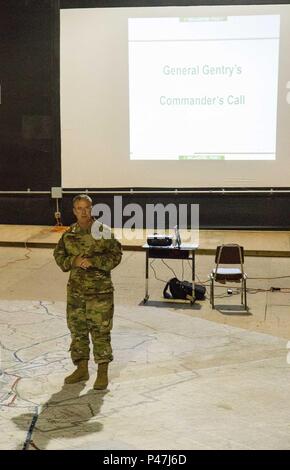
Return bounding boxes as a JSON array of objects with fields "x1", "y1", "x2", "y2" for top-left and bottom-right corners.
[{"x1": 147, "y1": 234, "x2": 173, "y2": 247}]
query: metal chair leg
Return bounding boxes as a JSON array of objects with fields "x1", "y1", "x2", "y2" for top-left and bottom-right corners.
[
  {"x1": 244, "y1": 277, "x2": 247, "y2": 310},
  {"x1": 241, "y1": 279, "x2": 244, "y2": 305}
]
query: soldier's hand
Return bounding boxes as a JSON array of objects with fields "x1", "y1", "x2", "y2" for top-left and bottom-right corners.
[
  {"x1": 74, "y1": 256, "x2": 92, "y2": 269},
  {"x1": 80, "y1": 258, "x2": 93, "y2": 269},
  {"x1": 74, "y1": 255, "x2": 86, "y2": 268}
]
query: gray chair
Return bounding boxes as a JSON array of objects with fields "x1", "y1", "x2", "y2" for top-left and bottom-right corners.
[{"x1": 210, "y1": 244, "x2": 247, "y2": 310}]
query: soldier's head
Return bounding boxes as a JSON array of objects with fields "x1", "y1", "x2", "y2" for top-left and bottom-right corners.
[{"x1": 72, "y1": 194, "x2": 93, "y2": 224}]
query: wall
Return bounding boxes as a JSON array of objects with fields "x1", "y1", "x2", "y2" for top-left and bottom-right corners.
[{"x1": 0, "y1": 0, "x2": 289, "y2": 228}]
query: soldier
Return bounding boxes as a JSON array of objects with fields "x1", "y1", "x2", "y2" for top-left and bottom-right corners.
[{"x1": 53, "y1": 194, "x2": 122, "y2": 390}]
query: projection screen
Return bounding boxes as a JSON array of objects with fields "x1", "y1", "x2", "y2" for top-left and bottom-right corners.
[{"x1": 60, "y1": 4, "x2": 290, "y2": 188}]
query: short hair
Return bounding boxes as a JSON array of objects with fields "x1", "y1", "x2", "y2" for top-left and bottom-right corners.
[{"x1": 72, "y1": 194, "x2": 93, "y2": 206}]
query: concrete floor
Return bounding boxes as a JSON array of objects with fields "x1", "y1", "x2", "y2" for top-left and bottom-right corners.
[{"x1": 1, "y1": 244, "x2": 290, "y2": 449}]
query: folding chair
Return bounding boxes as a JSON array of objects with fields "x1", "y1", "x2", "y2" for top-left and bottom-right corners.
[{"x1": 210, "y1": 244, "x2": 247, "y2": 310}]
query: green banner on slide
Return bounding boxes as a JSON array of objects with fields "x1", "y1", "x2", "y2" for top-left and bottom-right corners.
[{"x1": 179, "y1": 155, "x2": 225, "y2": 160}]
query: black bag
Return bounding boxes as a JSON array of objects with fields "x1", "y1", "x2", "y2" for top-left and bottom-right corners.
[{"x1": 163, "y1": 277, "x2": 206, "y2": 301}]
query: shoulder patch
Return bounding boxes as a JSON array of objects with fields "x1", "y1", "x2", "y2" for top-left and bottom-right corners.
[{"x1": 65, "y1": 223, "x2": 77, "y2": 234}]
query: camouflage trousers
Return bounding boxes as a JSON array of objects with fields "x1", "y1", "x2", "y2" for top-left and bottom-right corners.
[{"x1": 66, "y1": 289, "x2": 114, "y2": 365}]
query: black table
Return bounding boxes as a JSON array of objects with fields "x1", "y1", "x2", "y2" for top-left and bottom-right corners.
[{"x1": 142, "y1": 243, "x2": 199, "y2": 304}]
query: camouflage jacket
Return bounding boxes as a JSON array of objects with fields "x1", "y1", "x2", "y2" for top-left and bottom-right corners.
[{"x1": 53, "y1": 222, "x2": 122, "y2": 295}]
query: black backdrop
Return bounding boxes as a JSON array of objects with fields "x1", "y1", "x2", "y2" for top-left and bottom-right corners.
[
  {"x1": 0, "y1": 0, "x2": 289, "y2": 228},
  {"x1": 0, "y1": 0, "x2": 60, "y2": 223}
]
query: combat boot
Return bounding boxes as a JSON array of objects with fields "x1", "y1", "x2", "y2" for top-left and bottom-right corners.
[
  {"x1": 64, "y1": 359, "x2": 89, "y2": 384},
  {"x1": 93, "y1": 362, "x2": 109, "y2": 390}
]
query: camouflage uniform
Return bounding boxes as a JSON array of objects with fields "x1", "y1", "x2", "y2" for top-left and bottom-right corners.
[{"x1": 53, "y1": 222, "x2": 122, "y2": 365}]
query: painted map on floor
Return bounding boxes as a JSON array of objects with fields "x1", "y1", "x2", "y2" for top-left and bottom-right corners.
[{"x1": 0, "y1": 300, "x2": 290, "y2": 450}]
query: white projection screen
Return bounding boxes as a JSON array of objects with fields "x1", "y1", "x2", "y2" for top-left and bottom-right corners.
[{"x1": 60, "y1": 4, "x2": 290, "y2": 188}]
